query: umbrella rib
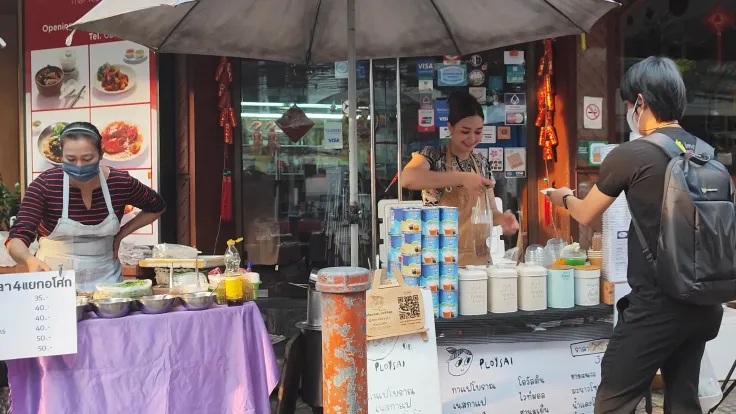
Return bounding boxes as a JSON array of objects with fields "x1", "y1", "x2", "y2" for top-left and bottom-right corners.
[
  {"x1": 428, "y1": 0, "x2": 461, "y2": 55},
  {"x1": 541, "y1": 0, "x2": 587, "y2": 33},
  {"x1": 159, "y1": 0, "x2": 201, "y2": 50},
  {"x1": 305, "y1": 0, "x2": 323, "y2": 64}
]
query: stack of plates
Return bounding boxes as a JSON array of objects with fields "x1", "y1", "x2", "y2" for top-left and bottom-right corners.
[
  {"x1": 601, "y1": 193, "x2": 630, "y2": 282},
  {"x1": 599, "y1": 143, "x2": 630, "y2": 282}
]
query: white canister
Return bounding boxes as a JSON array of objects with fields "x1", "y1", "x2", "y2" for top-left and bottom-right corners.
[
  {"x1": 574, "y1": 265, "x2": 600, "y2": 306},
  {"x1": 516, "y1": 264, "x2": 547, "y2": 311},
  {"x1": 458, "y1": 268, "x2": 488, "y2": 315},
  {"x1": 546, "y1": 264, "x2": 575, "y2": 308},
  {"x1": 487, "y1": 266, "x2": 518, "y2": 313}
]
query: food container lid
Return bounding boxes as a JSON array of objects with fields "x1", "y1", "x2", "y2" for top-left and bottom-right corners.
[
  {"x1": 546, "y1": 264, "x2": 573, "y2": 270},
  {"x1": 458, "y1": 268, "x2": 487, "y2": 281},
  {"x1": 574, "y1": 265, "x2": 601, "y2": 279},
  {"x1": 574, "y1": 265, "x2": 601, "y2": 271},
  {"x1": 487, "y1": 265, "x2": 518, "y2": 278},
  {"x1": 516, "y1": 264, "x2": 547, "y2": 277}
]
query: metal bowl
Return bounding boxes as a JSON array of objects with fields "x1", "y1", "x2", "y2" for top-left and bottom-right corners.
[
  {"x1": 137, "y1": 295, "x2": 176, "y2": 314},
  {"x1": 89, "y1": 298, "x2": 133, "y2": 319},
  {"x1": 179, "y1": 292, "x2": 215, "y2": 311}
]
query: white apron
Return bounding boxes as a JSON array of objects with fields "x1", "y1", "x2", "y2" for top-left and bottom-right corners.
[{"x1": 36, "y1": 169, "x2": 122, "y2": 292}]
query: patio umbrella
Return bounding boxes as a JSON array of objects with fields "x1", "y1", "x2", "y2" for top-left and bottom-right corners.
[{"x1": 69, "y1": 0, "x2": 620, "y2": 266}]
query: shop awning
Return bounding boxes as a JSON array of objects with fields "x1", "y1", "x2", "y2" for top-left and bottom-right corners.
[{"x1": 69, "y1": 0, "x2": 620, "y2": 64}]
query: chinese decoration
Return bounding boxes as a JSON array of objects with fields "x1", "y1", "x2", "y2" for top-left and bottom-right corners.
[
  {"x1": 536, "y1": 39, "x2": 557, "y2": 162},
  {"x1": 216, "y1": 56, "x2": 237, "y2": 222},
  {"x1": 703, "y1": 2, "x2": 734, "y2": 68}
]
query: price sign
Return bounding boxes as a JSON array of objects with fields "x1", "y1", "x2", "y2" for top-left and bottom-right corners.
[{"x1": 0, "y1": 270, "x2": 77, "y2": 360}]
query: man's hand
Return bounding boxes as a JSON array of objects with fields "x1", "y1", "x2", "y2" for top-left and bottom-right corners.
[{"x1": 546, "y1": 187, "x2": 575, "y2": 208}]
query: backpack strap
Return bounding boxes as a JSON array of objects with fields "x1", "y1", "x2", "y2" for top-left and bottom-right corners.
[
  {"x1": 640, "y1": 133, "x2": 685, "y2": 159},
  {"x1": 629, "y1": 210, "x2": 655, "y2": 263}
]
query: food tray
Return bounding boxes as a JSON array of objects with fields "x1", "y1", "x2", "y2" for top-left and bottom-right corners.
[{"x1": 138, "y1": 255, "x2": 225, "y2": 269}]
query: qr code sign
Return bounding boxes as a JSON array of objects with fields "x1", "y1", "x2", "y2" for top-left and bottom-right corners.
[{"x1": 398, "y1": 294, "x2": 421, "y2": 320}]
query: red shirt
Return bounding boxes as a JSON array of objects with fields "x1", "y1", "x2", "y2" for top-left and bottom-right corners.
[{"x1": 8, "y1": 167, "x2": 166, "y2": 246}]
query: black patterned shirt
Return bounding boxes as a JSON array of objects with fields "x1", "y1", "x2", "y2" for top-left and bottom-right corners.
[{"x1": 416, "y1": 146, "x2": 496, "y2": 206}]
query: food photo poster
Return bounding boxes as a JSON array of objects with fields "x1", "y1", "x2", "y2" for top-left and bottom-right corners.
[{"x1": 24, "y1": 1, "x2": 159, "y2": 244}]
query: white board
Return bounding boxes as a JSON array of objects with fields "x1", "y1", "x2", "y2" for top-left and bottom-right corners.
[
  {"x1": 0, "y1": 270, "x2": 78, "y2": 360},
  {"x1": 438, "y1": 338, "x2": 608, "y2": 413},
  {"x1": 368, "y1": 289, "x2": 442, "y2": 414}
]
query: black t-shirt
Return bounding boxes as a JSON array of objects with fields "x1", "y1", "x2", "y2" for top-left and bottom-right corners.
[{"x1": 596, "y1": 127, "x2": 697, "y2": 301}]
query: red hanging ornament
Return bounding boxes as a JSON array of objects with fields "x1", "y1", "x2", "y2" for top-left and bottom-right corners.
[
  {"x1": 537, "y1": 39, "x2": 557, "y2": 162},
  {"x1": 216, "y1": 57, "x2": 236, "y2": 222},
  {"x1": 703, "y1": 3, "x2": 734, "y2": 68}
]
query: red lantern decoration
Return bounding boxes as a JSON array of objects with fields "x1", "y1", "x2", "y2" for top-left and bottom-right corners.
[
  {"x1": 703, "y1": 2, "x2": 734, "y2": 68},
  {"x1": 537, "y1": 39, "x2": 557, "y2": 162}
]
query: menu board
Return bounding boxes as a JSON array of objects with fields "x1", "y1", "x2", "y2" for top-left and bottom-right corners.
[
  {"x1": 438, "y1": 338, "x2": 608, "y2": 413},
  {"x1": 24, "y1": 1, "x2": 159, "y2": 245},
  {"x1": 0, "y1": 270, "x2": 77, "y2": 360},
  {"x1": 368, "y1": 289, "x2": 442, "y2": 414}
]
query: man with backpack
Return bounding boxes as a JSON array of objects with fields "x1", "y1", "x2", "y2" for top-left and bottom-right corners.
[{"x1": 547, "y1": 56, "x2": 736, "y2": 413}]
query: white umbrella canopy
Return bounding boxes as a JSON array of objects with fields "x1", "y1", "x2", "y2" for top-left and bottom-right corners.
[
  {"x1": 70, "y1": 0, "x2": 619, "y2": 64},
  {"x1": 70, "y1": 0, "x2": 619, "y2": 267}
]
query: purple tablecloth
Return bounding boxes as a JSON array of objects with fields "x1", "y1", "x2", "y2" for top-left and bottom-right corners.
[{"x1": 7, "y1": 302, "x2": 279, "y2": 414}]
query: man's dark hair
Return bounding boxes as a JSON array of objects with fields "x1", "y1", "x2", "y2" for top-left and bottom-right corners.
[{"x1": 619, "y1": 56, "x2": 687, "y2": 122}]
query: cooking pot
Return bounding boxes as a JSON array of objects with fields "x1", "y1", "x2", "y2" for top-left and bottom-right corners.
[
  {"x1": 297, "y1": 321, "x2": 323, "y2": 408},
  {"x1": 306, "y1": 269, "x2": 322, "y2": 328}
]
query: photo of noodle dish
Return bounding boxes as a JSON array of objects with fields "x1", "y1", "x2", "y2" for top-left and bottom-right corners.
[
  {"x1": 37, "y1": 122, "x2": 68, "y2": 165},
  {"x1": 100, "y1": 121, "x2": 146, "y2": 161},
  {"x1": 94, "y1": 63, "x2": 136, "y2": 94}
]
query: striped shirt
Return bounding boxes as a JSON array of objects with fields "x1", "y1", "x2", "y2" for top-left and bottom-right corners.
[
  {"x1": 417, "y1": 146, "x2": 497, "y2": 206},
  {"x1": 8, "y1": 167, "x2": 166, "y2": 246}
]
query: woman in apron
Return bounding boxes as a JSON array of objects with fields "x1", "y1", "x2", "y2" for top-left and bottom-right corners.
[
  {"x1": 401, "y1": 91, "x2": 519, "y2": 266},
  {"x1": 5, "y1": 122, "x2": 166, "y2": 292}
]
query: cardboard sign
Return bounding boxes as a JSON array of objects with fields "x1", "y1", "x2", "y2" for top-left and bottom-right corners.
[
  {"x1": 0, "y1": 270, "x2": 78, "y2": 360},
  {"x1": 367, "y1": 290, "x2": 442, "y2": 414},
  {"x1": 366, "y1": 269, "x2": 427, "y2": 340}
]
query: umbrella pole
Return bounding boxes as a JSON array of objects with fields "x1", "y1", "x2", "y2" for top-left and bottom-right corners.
[{"x1": 347, "y1": 0, "x2": 359, "y2": 267}]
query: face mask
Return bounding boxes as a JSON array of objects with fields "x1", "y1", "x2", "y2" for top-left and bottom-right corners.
[
  {"x1": 626, "y1": 98, "x2": 643, "y2": 140},
  {"x1": 62, "y1": 162, "x2": 99, "y2": 182}
]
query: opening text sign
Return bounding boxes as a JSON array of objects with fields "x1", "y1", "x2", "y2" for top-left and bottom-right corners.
[{"x1": 0, "y1": 270, "x2": 77, "y2": 360}]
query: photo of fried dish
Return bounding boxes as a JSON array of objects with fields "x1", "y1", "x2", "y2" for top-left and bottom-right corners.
[
  {"x1": 100, "y1": 121, "x2": 145, "y2": 161},
  {"x1": 37, "y1": 122, "x2": 68, "y2": 165},
  {"x1": 94, "y1": 63, "x2": 136, "y2": 94}
]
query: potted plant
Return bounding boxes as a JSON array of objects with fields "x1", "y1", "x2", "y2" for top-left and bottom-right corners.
[{"x1": 0, "y1": 174, "x2": 21, "y2": 232}]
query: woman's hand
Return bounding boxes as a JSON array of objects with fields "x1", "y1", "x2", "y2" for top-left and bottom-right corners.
[
  {"x1": 112, "y1": 234, "x2": 122, "y2": 261},
  {"x1": 498, "y1": 211, "x2": 520, "y2": 235},
  {"x1": 460, "y1": 172, "x2": 494, "y2": 197},
  {"x1": 25, "y1": 257, "x2": 51, "y2": 272}
]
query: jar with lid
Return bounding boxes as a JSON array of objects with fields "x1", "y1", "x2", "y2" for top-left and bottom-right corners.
[
  {"x1": 487, "y1": 266, "x2": 518, "y2": 313},
  {"x1": 516, "y1": 264, "x2": 547, "y2": 311}
]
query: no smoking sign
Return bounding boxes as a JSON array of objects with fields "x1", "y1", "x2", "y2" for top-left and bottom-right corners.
[{"x1": 583, "y1": 96, "x2": 603, "y2": 129}]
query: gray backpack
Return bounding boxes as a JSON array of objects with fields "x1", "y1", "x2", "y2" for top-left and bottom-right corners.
[{"x1": 630, "y1": 133, "x2": 736, "y2": 305}]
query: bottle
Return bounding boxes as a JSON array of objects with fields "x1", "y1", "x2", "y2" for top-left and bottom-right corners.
[{"x1": 224, "y1": 238, "x2": 244, "y2": 306}]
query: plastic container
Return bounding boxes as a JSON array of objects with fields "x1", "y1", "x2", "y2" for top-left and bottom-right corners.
[
  {"x1": 517, "y1": 264, "x2": 547, "y2": 311},
  {"x1": 487, "y1": 266, "x2": 518, "y2": 313},
  {"x1": 93, "y1": 279, "x2": 153, "y2": 300},
  {"x1": 574, "y1": 265, "x2": 600, "y2": 306},
  {"x1": 524, "y1": 244, "x2": 545, "y2": 266},
  {"x1": 546, "y1": 264, "x2": 575, "y2": 308},
  {"x1": 458, "y1": 268, "x2": 488, "y2": 316}
]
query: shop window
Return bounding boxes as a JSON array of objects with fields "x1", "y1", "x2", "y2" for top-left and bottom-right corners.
[
  {"x1": 239, "y1": 60, "x2": 377, "y2": 295},
  {"x1": 620, "y1": 0, "x2": 736, "y2": 176},
  {"x1": 395, "y1": 49, "x2": 530, "y2": 250}
]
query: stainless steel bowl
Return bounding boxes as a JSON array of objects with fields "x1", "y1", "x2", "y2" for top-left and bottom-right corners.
[
  {"x1": 137, "y1": 295, "x2": 176, "y2": 314},
  {"x1": 89, "y1": 298, "x2": 133, "y2": 319},
  {"x1": 179, "y1": 292, "x2": 215, "y2": 311}
]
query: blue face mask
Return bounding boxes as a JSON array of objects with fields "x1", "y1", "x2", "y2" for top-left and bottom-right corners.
[{"x1": 62, "y1": 162, "x2": 99, "y2": 182}]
